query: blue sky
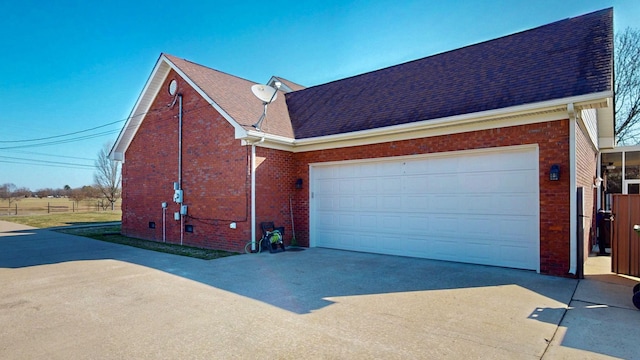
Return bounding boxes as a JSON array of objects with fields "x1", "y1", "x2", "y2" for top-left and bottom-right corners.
[{"x1": 0, "y1": 0, "x2": 637, "y2": 190}]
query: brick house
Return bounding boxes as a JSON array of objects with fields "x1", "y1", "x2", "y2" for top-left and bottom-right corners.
[{"x1": 111, "y1": 8, "x2": 613, "y2": 276}]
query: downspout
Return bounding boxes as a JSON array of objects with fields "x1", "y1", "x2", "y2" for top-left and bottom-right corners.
[
  {"x1": 568, "y1": 103, "x2": 577, "y2": 275},
  {"x1": 179, "y1": 94, "x2": 184, "y2": 246},
  {"x1": 178, "y1": 94, "x2": 183, "y2": 189},
  {"x1": 250, "y1": 137, "x2": 265, "y2": 250}
]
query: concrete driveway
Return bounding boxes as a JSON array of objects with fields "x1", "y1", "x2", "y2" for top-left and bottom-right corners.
[{"x1": 1, "y1": 220, "x2": 638, "y2": 359}]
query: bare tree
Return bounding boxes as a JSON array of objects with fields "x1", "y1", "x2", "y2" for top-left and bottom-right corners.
[
  {"x1": 0, "y1": 183, "x2": 19, "y2": 208},
  {"x1": 14, "y1": 187, "x2": 31, "y2": 198},
  {"x1": 615, "y1": 28, "x2": 640, "y2": 144},
  {"x1": 94, "y1": 142, "x2": 121, "y2": 210}
]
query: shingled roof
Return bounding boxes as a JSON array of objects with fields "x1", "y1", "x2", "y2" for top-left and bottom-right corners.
[
  {"x1": 164, "y1": 54, "x2": 296, "y2": 138},
  {"x1": 285, "y1": 8, "x2": 613, "y2": 139}
]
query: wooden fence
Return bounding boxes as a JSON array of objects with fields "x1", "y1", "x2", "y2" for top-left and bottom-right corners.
[
  {"x1": 0, "y1": 200, "x2": 121, "y2": 216},
  {"x1": 611, "y1": 194, "x2": 640, "y2": 277}
]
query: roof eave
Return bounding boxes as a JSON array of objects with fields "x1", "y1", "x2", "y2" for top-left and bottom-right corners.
[
  {"x1": 110, "y1": 55, "x2": 171, "y2": 161},
  {"x1": 288, "y1": 91, "x2": 613, "y2": 152}
]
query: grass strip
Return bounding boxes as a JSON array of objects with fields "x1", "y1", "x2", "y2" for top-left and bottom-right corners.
[
  {"x1": 2, "y1": 212, "x2": 122, "y2": 228},
  {"x1": 57, "y1": 225, "x2": 238, "y2": 260}
]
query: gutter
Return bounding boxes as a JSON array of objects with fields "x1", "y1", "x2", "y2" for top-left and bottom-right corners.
[
  {"x1": 568, "y1": 103, "x2": 577, "y2": 275},
  {"x1": 239, "y1": 92, "x2": 612, "y2": 152},
  {"x1": 249, "y1": 137, "x2": 265, "y2": 251}
]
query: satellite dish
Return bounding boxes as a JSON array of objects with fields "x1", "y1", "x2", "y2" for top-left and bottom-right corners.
[
  {"x1": 251, "y1": 84, "x2": 278, "y2": 103},
  {"x1": 168, "y1": 79, "x2": 178, "y2": 95}
]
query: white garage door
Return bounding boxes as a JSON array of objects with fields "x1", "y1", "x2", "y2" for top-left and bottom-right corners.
[{"x1": 310, "y1": 146, "x2": 539, "y2": 271}]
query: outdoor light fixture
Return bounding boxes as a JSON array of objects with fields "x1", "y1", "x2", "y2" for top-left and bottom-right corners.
[
  {"x1": 295, "y1": 178, "x2": 303, "y2": 189},
  {"x1": 593, "y1": 177, "x2": 603, "y2": 188},
  {"x1": 549, "y1": 164, "x2": 560, "y2": 181}
]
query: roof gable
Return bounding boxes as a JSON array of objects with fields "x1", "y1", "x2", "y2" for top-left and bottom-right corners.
[
  {"x1": 164, "y1": 55, "x2": 294, "y2": 138},
  {"x1": 285, "y1": 8, "x2": 613, "y2": 139},
  {"x1": 111, "y1": 54, "x2": 295, "y2": 160}
]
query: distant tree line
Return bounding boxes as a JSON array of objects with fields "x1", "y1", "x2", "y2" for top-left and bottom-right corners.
[
  {"x1": 1, "y1": 142, "x2": 122, "y2": 211},
  {"x1": 0, "y1": 183, "x2": 117, "y2": 210}
]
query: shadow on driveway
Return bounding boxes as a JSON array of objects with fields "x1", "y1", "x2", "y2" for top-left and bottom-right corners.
[{"x1": 0, "y1": 226, "x2": 576, "y2": 315}]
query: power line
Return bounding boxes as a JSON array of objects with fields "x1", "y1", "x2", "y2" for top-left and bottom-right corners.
[
  {"x1": 0, "y1": 155, "x2": 94, "y2": 168},
  {"x1": 0, "y1": 130, "x2": 120, "y2": 150},
  {"x1": 0, "y1": 119, "x2": 126, "y2": 143},
  {"x1": 0, "y1": 97, "x2": 233, "y2": 151},
  {"x1": 0, "y1": 159, "x2": 94, "y2": 170},
  {"x1": 1, "y1": 149, "x2": 96, "y2": 161}
]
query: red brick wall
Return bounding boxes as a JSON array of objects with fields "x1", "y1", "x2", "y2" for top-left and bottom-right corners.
[
  {"x1": 254, "y1": 147, "x2": 297, "y2": 243},
  {"x1": 123, "y1": 70, "x2": 252, "y2": 252},
  {"x1": 123, "y1": 74, "x2": 579, "y2": 275},
  {"x1": 292, "y1": 121, "x2": 572, "y2": 276}
]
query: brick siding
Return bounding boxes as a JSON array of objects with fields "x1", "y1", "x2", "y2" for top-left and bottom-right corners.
[{"x1": 122, "y1": 73, "x2": 579, "y2": 275}]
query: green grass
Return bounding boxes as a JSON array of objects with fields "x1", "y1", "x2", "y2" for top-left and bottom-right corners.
[
  {"x1": 2, "y1": 211, "x2": 122, "y2": 228},
  {"x1": 1, "y1": 197, "x2": 121, "y2": 215},
  {"x1": 2, "y1": 212, "x2": 238, "y2": 260},
  {"x1": 57, "y1": 225, "x2": 238, "y2": 260}
]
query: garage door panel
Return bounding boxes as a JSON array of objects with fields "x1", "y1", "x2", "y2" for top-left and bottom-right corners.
[
  {"x1": 498, "y1": 170, "x2": 537, "y2": 191},
  {"x1": 338, "y1": 196, "x2": 355, "y2": 210},
  {"x1": 360, "y1": 196, "x2": 378, "y2": 210},
  {"x1": 404, "y1": 215, "x2": 430, "y2": 232},
  {"x1": 336, "y1": 165, "x2": 358, "y2": 178},
  {"x1": 462, "y1": 195, "x2": 493, "y2": 213},
  {"x1": 437, "y1": 195, "x2": 462, "y2": 213},
  {"x1": 360, "y1": 178, "x2": 377, "y2": 192},
  {"x1": 465, "y1": 242, "x2": 494, "y2": 261},
  {"x1": 317, "y1": 211, "x2": 339, "y2": 228},
  {"x1": 404, "y1": 159, "x2": 429, "y2": 174},
  {"x1": 404, "y1": 195, "x2": 431, "y2": 211},
  {"x1": 462, "y1": 216, "x2": 493, "y2": 238},
  {"x1": 312, "y1": 147, "x2": 539, "y2": 271},
  {"x1": 404, "y1": 175, "x2": 431, "y2": 194},
  {"x1": 430, "y1": 215, "x2": 458, "y2": 235},
  {"x1": 380, "y1": 214, "x2": 403, "y2": 229},
  {"x1": 338, "y1": 213, "x2": 356, "y2": 227},
  {"x1": 428, "y1": 157, "x2": 460, "y2": 173},
  {"x1": 316, "y1": 178, "x2": 334, "y2": 192},
  {"x1": 378, "y1": 195, "x2": 403, "y2": 210},
  {"x1": 316, "y1": 197, "x2": 336, "y2": 211},
  {"x1": 358, "y1": 163, "x2": 378, "y2": 177},
  {"x1": 461, "y1": 173, "x2": 495, "y2": 193},
  {"x1": 338, "y1": 179, "x2": 355, "y2": 194},
  {"x1": 378, "y1": 177, "x2": 401, "y2": 193},
  {"x1": 378, "y1": 161, "x2": 404, "y2": 176},
  {"x1": 499, "y1": 218, "x2": 536, "y2": 240},
  {"x1": 498, "y1": 194, "x2": 538, "y2": 215},
  {"x1": 428, "y1": 174, "x2": 458, "y2": 193}
]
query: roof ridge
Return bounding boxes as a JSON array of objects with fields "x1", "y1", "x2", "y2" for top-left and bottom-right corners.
[{"x1": 294, "y1": 7, "x2": 613, "y2": 92}]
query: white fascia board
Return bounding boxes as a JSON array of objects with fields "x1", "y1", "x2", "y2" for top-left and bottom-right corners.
[
  {"x1": 164, "y1": 56, "x2": 248, "y2": 139},
  {"x1": 237, "y1": 91, "x2": 612, "y2": 153},
  {"x1": 242, "y1": 130, "x2": 295, "y2": 150},
  {"x1": 599, "y1": 137, "x2": 616, "y2": 149},
  {"x1": 110, "y1": 57, "x2": 172, "y2": 162},
  {"x1": 290, "y1": 92, "x2": 612, "y2": 152}
]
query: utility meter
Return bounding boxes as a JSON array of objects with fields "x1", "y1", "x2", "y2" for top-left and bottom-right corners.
[{"x1": 173, "y1": 189, "x2": 183, "y2": 203}]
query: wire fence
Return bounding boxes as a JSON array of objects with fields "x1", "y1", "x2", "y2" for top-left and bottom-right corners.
[{"x1": 0, "y1": 200, "x2": 121, "y2": 216}]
